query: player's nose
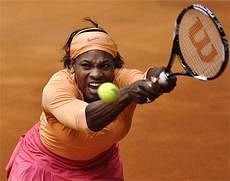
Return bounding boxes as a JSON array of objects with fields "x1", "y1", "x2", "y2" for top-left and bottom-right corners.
[{"x1": 89, "y1": 68, "x2": 103, "y2": 79}]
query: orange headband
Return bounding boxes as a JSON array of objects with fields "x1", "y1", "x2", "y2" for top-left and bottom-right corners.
[{"x1": 70, "y1": 29, "x2": 118, "y2": 59}]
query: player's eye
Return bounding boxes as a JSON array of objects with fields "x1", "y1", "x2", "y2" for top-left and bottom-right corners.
[
  {"x1": 100, "y1": 63, "x2": 113, "y2": 70},
  {"x1": 80, "y1": 63, "x2": 92, "y2": 70},
  {"x1": 102, "y1": 63, "x2": 111, "y2": 69}
]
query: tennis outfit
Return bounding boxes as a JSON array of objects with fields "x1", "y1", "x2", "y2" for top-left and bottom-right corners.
[{"x1": 6, "y1": 68, "x2": 146, "y2": 181}]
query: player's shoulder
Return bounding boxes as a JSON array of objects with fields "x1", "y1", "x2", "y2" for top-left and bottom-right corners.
[
  {"x1": 114, "y1": 67, "x2": 145, "y2": 88},
  {"x1": 115, "y1": 67, "x2": 144, "y2": 80},
  {"x1": 49, "y1": 69, "x2": 74, "y2": 83},
  {"x1": 44, "y1": 69, "x2": 75, "y2": 90}
]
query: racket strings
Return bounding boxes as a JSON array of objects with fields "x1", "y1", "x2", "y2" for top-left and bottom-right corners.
[
  {"x1": 178, "y1": 9, "x2": 225, "y2": 78},
  {"x1": 182, "y1": 21, "x2": 221, "y2": 76}
]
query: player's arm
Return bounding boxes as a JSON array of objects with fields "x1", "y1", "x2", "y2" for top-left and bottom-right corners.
[
  {"x1": 86, "y1": 67, "x2": 176, "y2": 132},
  {"x1": 86, "y1": 79, "x2": 161, "y2": 132},
  {"x1": 86, "y1": 86, "x2": 131, "y2": 132}
]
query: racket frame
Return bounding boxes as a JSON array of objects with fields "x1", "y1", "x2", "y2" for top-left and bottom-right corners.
[{"x1": 166, "y1": 4, "x2": 229, "y2": 80}]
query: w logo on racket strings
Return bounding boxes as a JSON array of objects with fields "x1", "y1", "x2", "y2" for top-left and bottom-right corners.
[{"x1": 189, "y1": 17, "x2": 218, "y2": 62}]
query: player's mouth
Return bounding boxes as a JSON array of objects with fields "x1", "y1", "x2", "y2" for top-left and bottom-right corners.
[{"x1": 87, "y1": 82, "x2": 103, "y2": 95}]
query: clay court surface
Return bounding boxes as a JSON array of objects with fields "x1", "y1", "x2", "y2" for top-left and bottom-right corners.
[{"x1": 0, "y1": 1, "x2": 229, "y2": 180}]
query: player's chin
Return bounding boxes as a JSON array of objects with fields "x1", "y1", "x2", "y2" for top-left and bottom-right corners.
[{"x1": 85, "y1": 88, "x2": 100, "y2": 102}]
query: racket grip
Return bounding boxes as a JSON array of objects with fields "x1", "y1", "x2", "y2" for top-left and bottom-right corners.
[{"x1": 158, "y1": 72, "x2": 169, "y2": 85}]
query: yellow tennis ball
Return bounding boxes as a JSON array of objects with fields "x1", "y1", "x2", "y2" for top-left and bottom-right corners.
[{"x1": 97, "y1": 82, "x2": 119, "y2": 103}]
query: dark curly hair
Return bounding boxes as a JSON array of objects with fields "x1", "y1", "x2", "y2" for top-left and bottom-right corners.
[{"x1": 62, "y1": 18, "x2": 124, "y2": 69}]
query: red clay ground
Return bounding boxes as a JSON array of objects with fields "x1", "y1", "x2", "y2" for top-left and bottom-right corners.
[{"x1": 0, "y1": 1, "x2": 229, "y2": 180}]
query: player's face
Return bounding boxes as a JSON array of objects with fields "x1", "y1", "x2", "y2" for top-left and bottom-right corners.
[{"x1": 73, "y1": 50, "x2": 115, "y2": 102}]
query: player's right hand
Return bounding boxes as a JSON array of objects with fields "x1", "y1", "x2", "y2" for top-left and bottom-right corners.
[{"x1": 127, "y1": 79, "x2": 162, "y2": 104}]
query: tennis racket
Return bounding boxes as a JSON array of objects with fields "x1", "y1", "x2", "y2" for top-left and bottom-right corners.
[{"x1": 158, "y1": 4, "x2": 229, "y2": 84}]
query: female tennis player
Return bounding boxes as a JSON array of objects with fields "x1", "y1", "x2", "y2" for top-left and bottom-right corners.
[{"x1": 6, "y1": 18, "x2": 176, "y2": 181}]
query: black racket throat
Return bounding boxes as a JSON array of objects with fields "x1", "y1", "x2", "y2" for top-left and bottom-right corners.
[
  {"x1": 165, "y1": 35, "x2": 191, "y2": 77},
  {"x1": 165, "y1": 37, "x2": 178, "y2": 72}
]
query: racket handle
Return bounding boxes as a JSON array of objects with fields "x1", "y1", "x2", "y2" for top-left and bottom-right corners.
[{"x1": 158, "y1": 72, "x2": 169, "y2": 85}]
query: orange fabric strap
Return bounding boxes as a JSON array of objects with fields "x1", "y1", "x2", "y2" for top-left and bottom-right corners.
[{"x1": 70, "y1": 29, "x2": 117, "y2": 59}]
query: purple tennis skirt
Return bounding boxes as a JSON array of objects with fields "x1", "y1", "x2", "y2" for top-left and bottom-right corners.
[{"x1": 6, "y1": 123, "x2": 124, "y2": 181}]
